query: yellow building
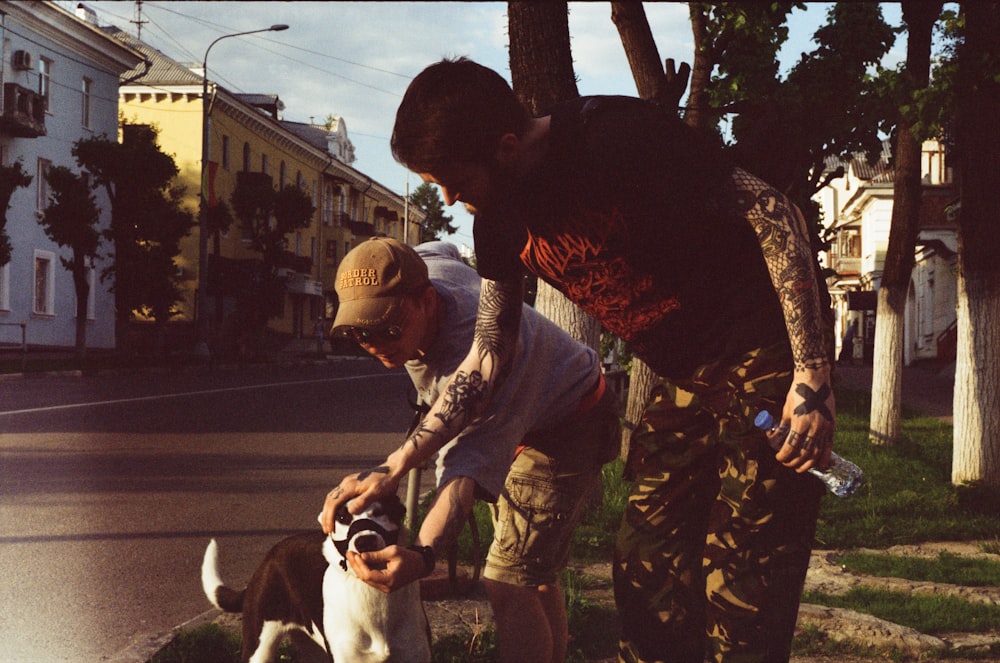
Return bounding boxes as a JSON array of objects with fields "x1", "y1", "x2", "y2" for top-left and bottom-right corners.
[{"x1": 106, "y1": 27, "x2": 422, "y2": 354}]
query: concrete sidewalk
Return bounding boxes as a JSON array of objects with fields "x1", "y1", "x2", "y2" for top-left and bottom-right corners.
[{"x1": 834, "y1": 361, "x2": 955, "y2": 424}]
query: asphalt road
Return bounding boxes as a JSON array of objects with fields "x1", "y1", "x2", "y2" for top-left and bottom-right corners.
[{"x1": 0, "y1": 359, "x2": 415, "y2": 663}]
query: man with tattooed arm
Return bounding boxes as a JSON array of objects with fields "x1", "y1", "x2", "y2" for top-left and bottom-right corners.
[
  {"x1": 322, "y1": 57, "x2": 836, "y2": 663},
  {"x1": 322, "y1": 237, "x2": 619, "y2": 663}
]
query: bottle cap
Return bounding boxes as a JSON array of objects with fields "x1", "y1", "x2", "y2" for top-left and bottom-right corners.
[{"x1": 754, "y1": 410, "x2": 775, "y2": 429}]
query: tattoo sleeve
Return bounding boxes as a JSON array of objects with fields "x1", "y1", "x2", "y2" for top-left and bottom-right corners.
[
  {"x1": 401, "y1": 277, "x2": 523, "y2": 458},
  {"x1": 731, "y1": 168, "x2": 828, "y2": 369}
]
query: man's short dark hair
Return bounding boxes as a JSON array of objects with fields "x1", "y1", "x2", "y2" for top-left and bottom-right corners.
[{"x1": 392, "y1": 57, "x2": 531, "y2": 174}]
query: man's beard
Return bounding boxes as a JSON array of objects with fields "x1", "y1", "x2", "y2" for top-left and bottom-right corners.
[{"x1": 477, "y1": 163, "x2": 519, "y2": 216}]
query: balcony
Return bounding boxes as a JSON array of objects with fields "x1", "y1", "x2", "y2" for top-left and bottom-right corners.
[
  {"x1": 274, "y1": 250, "x2": 313, "y2": 276},
  {"x1": 349, "y1": 219, "x2": 375, "y2": 237},
  {"x1": 1, "y1": 83, "x2": 46, "y2": 137},
  {"x1": 285, "y1": 272, "x2": 323, "y2": 296},
  {"x1": 830, "y1": 255, "x2": 861, "y2": 277}
]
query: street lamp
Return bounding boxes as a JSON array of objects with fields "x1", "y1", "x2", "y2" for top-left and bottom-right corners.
[{"x1": 194, "y1": 24, "x2": 289, "y2": 358}]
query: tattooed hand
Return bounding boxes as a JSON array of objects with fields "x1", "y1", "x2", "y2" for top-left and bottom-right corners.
[
  {"x1": 773, "y1": 362, "x2": 836, "y2": 473},
  {"x1": 319, "y1": 465, "x2": 395, "y2": 533}
]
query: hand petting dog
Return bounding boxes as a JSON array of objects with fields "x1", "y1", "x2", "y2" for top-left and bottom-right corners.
[{"x1": 320, "y1": 464, "x2": 398, "y2": 533}]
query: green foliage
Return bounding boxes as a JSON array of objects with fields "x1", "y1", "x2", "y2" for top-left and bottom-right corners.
[
  {"x1": 39, "y1": 166, "x2": 101, "y2": 265},
  {"x1": 804, "y1": 586, "x2": 1000, "y2": 635},
  {"x1": 431, "y1": 627, "x2": 498, "y2": 662},
  {"x1": 790, "y1": 624, "x2": 903, "y2": 661},
  {"x1": 708, "y1": 2, "x2": 897, "y2": 240},
  {"x1": 813, "y1": 384, "x2": 1000, "y2": 549},
  {"x1": 72, "y1": 122, "x2": 193, "y2": 325},
  {"x1": 149, "y1": 623, "x2": 240, "y2": 663},
  {"x1": 409, "y1": 182, "x2": 457, "y2": 243},
  {"x1": 229, "y1": 177, "x2": 316, "y2": 330},
  {"x1": 0, "y1": 160, "x2": 32, "y2": 266},
  {"x1": 840, "y1": 550, "x2": 1000, "y2": 587},
  {"x1": 231, "y1": 176, "x2": 315, "y2": 260}
]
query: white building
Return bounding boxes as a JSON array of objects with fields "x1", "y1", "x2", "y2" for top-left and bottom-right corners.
[
  {"x1": 0, "y1": 1, "x2": 142, "y2": 351},
  {"x1": 816, "y1": 140, "x2": 958, "y2": 366}
]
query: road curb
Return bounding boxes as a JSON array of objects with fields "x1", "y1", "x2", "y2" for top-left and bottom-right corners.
[{"x1": 106, "y1": 608, "x2": 221, "y2": 663}]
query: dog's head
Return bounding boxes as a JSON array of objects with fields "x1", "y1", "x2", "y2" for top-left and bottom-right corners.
[{"x1": 327, "y1": 495, "x2": 407, "y2": 572}]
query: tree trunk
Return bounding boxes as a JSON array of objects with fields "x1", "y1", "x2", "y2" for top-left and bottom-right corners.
[
  {"x1": 610, "y1": 1, "x2": 701, "y2": 456},
  {"x1": 951, "y1": 1, "x2": 1000, "y2": 486},
  {"x1": 507, "y1": 1, "x2": 603, "y2": 352},
  {"x1": 685, "y1": 3, "x2": 714, "y2": 131},
  {"x1": 533, "y1": 284, "x2": 602, "y2": 349},
  {"x1": 73, "y1": 262, "x2": 89, "y2": 361},
  {"x1": 611, "y1": 2, "x2": 664, "y2": 100},
  {"x1": 868, "y1": 1, "x2": 940, "y2": 446},
  {"x1": 508, "y1": 2, "x2": 578, "y2": 114}
]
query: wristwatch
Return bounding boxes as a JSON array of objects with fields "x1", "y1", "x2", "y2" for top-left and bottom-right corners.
[{"x1": 407, "y1": 544, "x2": 435, "y2": 578}]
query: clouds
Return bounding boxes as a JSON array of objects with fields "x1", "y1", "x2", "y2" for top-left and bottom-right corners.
[{"x1": 58, "y1": 1, "x2": 897, "y2": 246}]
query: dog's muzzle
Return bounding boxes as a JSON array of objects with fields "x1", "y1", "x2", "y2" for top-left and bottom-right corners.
[{"x1": 332, "y1": 518, "x2": 400, "y2": 571}]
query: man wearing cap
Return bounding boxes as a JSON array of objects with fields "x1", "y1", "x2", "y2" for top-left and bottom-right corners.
[{"x1": 320, "y1": 237, "x2": 619, "y2": 663}]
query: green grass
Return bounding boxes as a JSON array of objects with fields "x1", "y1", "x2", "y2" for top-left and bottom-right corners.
[
  {"x1": 790, "y1": 623, "x2": 909, "y2": 662},
  {"x1": 803, "y1": 587, "x2": 1000, "y2": 635},
  {"x1": 150, "y1": 623, "x2": 241, "y2": 663},
  {"x1": 840, "y1": 550, "x2": 1000, "y2": 586},
  {"x1": 813, "y1": 388, "x2": 1000, "y2": 549}
]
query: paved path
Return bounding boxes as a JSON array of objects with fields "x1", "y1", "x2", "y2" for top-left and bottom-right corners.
[{"x1": 835, "y1": 361, "x2": 955, "y2": 423}]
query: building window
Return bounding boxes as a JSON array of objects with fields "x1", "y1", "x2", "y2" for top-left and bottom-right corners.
[
  {"x1": 242, "y1": 142, "x2": 251, "y2": 172},
  {"x1": 38, "y1": 57, "x2": 52, "y2": 112},
  {"x1": 33, "y1": 250, "x2": 56, "y2": 315},
  {"x1": 261, "y1": 153, "x2": 269, "y2": 175},
  {"x1": 81, "y1": 77, "x2": 92, "y2": 128},
  {"x1": 841, "y1": 229, "x2": 861, "y2": 258},
  {"x1": 322, "y1": 183, "x2": 334, "y2": 226},
  {"x1": 296, "y1": 171, "x2": 304, "y2": 190},
  {"x1": 36, "y1": 158, "x2": 51, "y2": 211},
  {"x1": 279, "y1": 161, "x2": 286, "y2": 189},
  {"x1": 0, "y1": 263, "x2": 9, "y2": 311},
  {"x1": 221, "y1": 135, "x2": 230, "y2": 170},
  {"x1": 326, "y1": 240, "x2": 337, "y2": 259}
]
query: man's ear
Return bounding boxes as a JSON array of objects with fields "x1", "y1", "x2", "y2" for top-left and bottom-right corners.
[{"x1": 495, "y1": 132, "x2": 520, "y2": 166}]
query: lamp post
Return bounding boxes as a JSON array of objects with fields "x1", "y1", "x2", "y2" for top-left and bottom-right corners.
[{"x1": 194, "y1": 24, "x2": 289, "y2": 358}]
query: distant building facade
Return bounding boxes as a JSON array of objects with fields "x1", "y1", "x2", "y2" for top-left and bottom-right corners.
[
  {"x1": 107, "y1": 24, "x2": 422, "y2": 353},
  {"x1": 816, "y1": 140, "x2": 958, "y2": 366},
  {"x1": 0, "y1": 1, "x2": 142, "y2": 351}
]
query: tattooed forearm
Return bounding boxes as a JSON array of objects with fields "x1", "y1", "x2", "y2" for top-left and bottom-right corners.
[
  {"x1": 732, "y1": 168, "x2": 827, "y2": 367},
  {"x1": 436, "y1": 370, "x2": 486, "y2": 426},
  {"x1": 475, "y1": 279, "x2": 522, "y2": 367},
  {"x1": 403, "y1": 371, "x2": 487, "y2": 453},
  {"x1": 398, "y1": 279, "x2": 523, "y2": 463},
  {"x1": 405, "y1": 419, "x2": 443, "y2": 452}
]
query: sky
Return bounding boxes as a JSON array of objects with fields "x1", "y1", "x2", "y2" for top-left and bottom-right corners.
[{"x1": 56, "y1": 1, "x2": 905, "y2": 252}]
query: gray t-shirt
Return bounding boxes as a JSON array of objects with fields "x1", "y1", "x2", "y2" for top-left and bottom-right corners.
[{"x1": 405, "y1": 241, "x2": 602, "y2": 500}]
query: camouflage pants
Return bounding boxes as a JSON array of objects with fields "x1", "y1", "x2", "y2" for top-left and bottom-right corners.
[{"x1": 614, "y1": 345, "x2": 824, "y2": 663}]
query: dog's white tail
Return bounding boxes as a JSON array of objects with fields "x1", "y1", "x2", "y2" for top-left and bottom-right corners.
[{"x1": 201, "y1": 539, "x2": 245, "y2": 613}]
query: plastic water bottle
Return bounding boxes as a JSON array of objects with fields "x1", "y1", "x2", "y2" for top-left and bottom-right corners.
[{"x1": 754, "y1": 410, "x2": 863, "y2": 498}]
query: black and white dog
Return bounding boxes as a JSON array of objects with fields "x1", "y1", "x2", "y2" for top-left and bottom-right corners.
[{"x1": 201, "y1": 496, "x2": 431, "y2": 663}]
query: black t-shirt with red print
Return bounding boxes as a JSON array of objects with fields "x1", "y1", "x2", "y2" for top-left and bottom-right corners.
[{"x1": 474, "y1": 96, "x2": 788, "y2": 379}]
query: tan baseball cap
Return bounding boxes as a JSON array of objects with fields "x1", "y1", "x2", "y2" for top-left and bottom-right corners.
[{"x1": 332, "y1": 237, "x2": 430, "y2": 336}]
